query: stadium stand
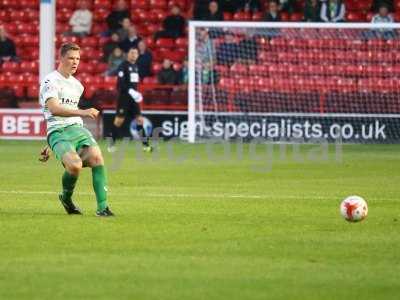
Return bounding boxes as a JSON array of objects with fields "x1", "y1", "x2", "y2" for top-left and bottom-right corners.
[{"x1": 0, "y1": 0, "x2": 397, "y2": 111}]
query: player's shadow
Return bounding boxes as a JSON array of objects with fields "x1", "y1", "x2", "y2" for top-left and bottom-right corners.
[{"x1": 0, "y1": 210, "x2": 69, "y2": 217}]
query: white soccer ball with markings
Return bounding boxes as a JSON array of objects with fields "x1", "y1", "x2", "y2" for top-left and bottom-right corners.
[{"x1": 340, "y1": 195, "x2": 368, "y2": 222}]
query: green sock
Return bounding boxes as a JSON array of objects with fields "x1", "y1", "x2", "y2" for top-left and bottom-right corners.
[
  {"x1": 62, "y1": 171, "x2": 78, "y2": 202},
  {"x1": 92, "y1": 165, "x2": 108, "y2": 211}
]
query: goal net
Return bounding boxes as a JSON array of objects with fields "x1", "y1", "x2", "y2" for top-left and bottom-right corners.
[{"x1": 188, "y1": 22, "x2": 400, "y2": 143}]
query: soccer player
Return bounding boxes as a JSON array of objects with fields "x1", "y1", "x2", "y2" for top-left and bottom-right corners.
[
  {"x1": 108, "y1": 46, "x2": 153, "y2": 153},
  {"x1": 39, "y1": 43, "x2": 114, "y2": 217}
]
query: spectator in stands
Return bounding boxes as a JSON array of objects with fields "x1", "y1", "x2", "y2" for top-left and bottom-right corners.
[
  {"x1": 157, "y1": 59, "x2": 178, "y2": 84},
  {"x1": 372, "y1": 0, "x2": 393, "y2": 13},
  {"x1": 239, "y1": 0, "x2": 262, "y2": 13},
  {"x1": 201, "y1": 62, "x2": 219, "y2": 85},
  {"x1": 304, "y1": 0, "x2": 321, "y2": 22},
  {"x1": 372, "y1": 3, "x2": 394, "y2": 23},
  {"x1": 155, "y1": 5, "x2": 186, "y2": 40},
  {"x1": 137, "y1": 40, "x2": 153, "y2": 79},
  {"x1": 117, "y1": 17, "x2": 131, "y2": 41},
  {"x1": 264, "y1": 0, "x2": 281, "y2": 21},
  {"x1": 119, "y1": 25, "x2": 142, "y2": 53},
  {"x1": 371, "y1": 4, "x2": 395, "y2": 39},
  {"x1": 216, "y1": 32, "x2": 238, "y2": 66},
  {"x1": 66, "y1": 0, "x2": 92, "y2": 37},
  {"x1": 106, "y1": 47, "x2": 124, "y2": 76},
  {"x1": 202, "y1": 1, "x2": 224, "y2": 21},
  {"x1": 238, "y1": 36, "x2": 258, "y2": 64},
  {"x1": 106, "y1": 0, "x2": 130, "y2": 34},
  {"x1": 179, "y1": 58, "x2": 188, "y2": 84},
  {"x1": 102, "y1": 32, "x2": 120, "y2": 62},
  {"x1": 320, "y1": 0, "x2": 345, "y2": 23},
  {"x1": 198, "y1": 29, "x2": 215, "y2": 64},
  {"x1": 192, "y1": 0, "x2": 213, "y2": 20},
  {"x1": 0, "y1": 26, "x2": 17, "y2": 63},
  {"x1": 278, "y1": 0, "x2": 296, "y2": 13}
]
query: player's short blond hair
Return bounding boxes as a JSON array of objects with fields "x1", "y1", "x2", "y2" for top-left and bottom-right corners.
[{"x1": 60, "y1": 43, "x2": 80, "y2": 57}]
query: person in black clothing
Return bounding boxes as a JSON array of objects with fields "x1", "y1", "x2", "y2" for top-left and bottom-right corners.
[
  {"x1": 0, "y1": 26, "x2": 18, "y2": 63},
  {"x1": 119, "y1": 25, "x2": 142, "y2": 53},
  {"x1": 264, "y1": 0, "x2": 281, "y2": 21},
  {"x1": 106, "y1": 0, "x2": 130, "y2": 33},
  {"x1": 155, "y1": 5, "x2": 186, "y2": 39},
  {"x1": 193, "y1": 0, "x2": 212, "y2": 20},
  {"x1": 236, "y1": 0, "x2": 262, "y2": 13},
  {"x1": 202, "y1": 1, "x2": 224, "y2": 21},
  {"x1": 108, "y1": 47, "x2": 153, "y2": 152},
  {"x1": 216, "y1": 32, "x2": 238, "y2": 66},
  {"x1": 137, "y1": 40, "x2": 153, "y2": 79},
  {"x1": 102, "y1": 32, "x2": 120, "y2": 62},
  {"x1": 157, "y1": 59, "x2": 178, "y2": 84},
  {"x1": 304, "y1": 0, "x2": 321, "y2": 22}
]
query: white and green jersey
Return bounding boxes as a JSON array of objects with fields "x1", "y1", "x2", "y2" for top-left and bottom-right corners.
[{"x1": 39, "y1": 70, "x2": 84, "y2": 135}]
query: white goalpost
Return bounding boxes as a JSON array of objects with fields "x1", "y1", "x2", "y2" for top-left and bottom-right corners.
[{"x1": 188, "y1": 21, "x2": 400, "y2": 143}]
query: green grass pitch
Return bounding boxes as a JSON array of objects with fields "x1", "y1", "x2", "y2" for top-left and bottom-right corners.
[{"x1": 0, "y1": 140, "x2": 399, "y2": 300}]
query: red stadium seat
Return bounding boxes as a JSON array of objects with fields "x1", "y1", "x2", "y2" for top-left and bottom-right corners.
[
  {"x1": 151, "y1": 9, "x2": 167, "y2": 23},
  {"x1": 151, "y1": 63, "x2": 162, "y2": 74},
  {"x1": 2, "y1": 62, "x2": 20, "y2": 73},
  {"x1": 135, "y1": 9, "x2": 149, "y2": 22},
  {"x1": 146, "y1": 23, "x2": 162, "y2": 34},
  {"x1": 223, "y1": 12, "x2": 232, "y2": 20},
  {"x1": 290, "y1": 12, "x2": 303, "y2": 22},
  {"x1": 20, "y1": 0, "x2": 39, "y2": 9},
  {"x1": 252, "y1": 12, "x2": 263, "y2": 21},
  {"x1": 78, "y1": 62, "x2": 96, "y2": 75},
  {"x1": 175, "y1": 37, "x2": 188, "y2": 48},
  {"x1": 168, "y1": 0, "x2": 187, "y2": 10},
  {"x1": 56, "y1": 23, "x2": 70, "y2": 34},
  {"x1": 144, "y1": 36, "x2": 155, "y2": 49},
  {"x1": 17, "y1": 23, "x2": 37, "y2": 34},
  {"x1": 131, "y1": 0, "x2": 148, "y2": 10},
  {"x1": 94, "y1": 0, "x2": 112, "y2": 10},
  {"x1": 219, "y1": 77, "x2": 235, "y2": 91},
  {"x1": 142, "y1": 76, "x2": 158, "y2": 84},
  {"x1": 92, "y1": 23, "x2": 107, "y2": 35},
  {"x1": 214, "y1": 65, "x2": 229, "y2": 77},
  {"x1": 155, "y1": 38, "x2": 175, "y2": 48},
  {"x1": 81, "y1": 37, "x2": 98, "y2": 48},
  {"x1": 9, "y1": 11, "x2": 26, "y2": 22},
  {"x1": 280, "y1": 12, "x2": 289, "y2": 22},
  {"x1": 27, "y1": 84, "x2": 39, "y2": 99},
  {"x1": 230, "y1": 63, "x2": 248, "y2": 76},
  {"x1": 56, "y1": 8, "x2": 73, "y2": 23},
  {"x1": 248, "y1": 64, "x2": 268, "y2": 76},
  {"x1": 57, "y1": 2, "x2": 75, "y2": 9},
  {"x1": 0, "y1": 10, "x2": 10, "y2": 22},
  {"x1": 173, "y1": 62, "x2": 182, "y2": 71},
  {"x1": 95, "y1": 63, "x2": 108, "y2": 74},
  {"x1": 20, "y1": 61, "x2": 38, "y2": 74},
  {"x1": 233, "y1": 12, "x2": 251, "y2": 21},
  {"x1": 149, "y1": 0, "x2": 167, "y2": 10},
  {"x1": 21, "y1": 35, "x2": 38, "y2": 47},
  {"x1": 93, "y1": 9, "x2": 109, "y2": 22}
]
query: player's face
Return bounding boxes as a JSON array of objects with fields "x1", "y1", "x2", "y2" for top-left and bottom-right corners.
[
  {"x1": 127, "y1": 49, "x2": 139, "y2": 63},
  {"x1": 61, "y1": 50, "x2": 80, "y2": 75}
]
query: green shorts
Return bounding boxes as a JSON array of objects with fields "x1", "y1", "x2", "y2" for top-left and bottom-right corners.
[{"x1": 47, "y1": 125, "x2": 98, "y2": 160}]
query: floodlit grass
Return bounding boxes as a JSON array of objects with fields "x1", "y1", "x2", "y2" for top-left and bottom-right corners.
[{"x1": 0, "y1": 140, "x2": 399, "y2": 300}]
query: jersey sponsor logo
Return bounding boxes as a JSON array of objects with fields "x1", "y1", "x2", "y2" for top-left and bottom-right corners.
[{"x1": 61, "y1": 97, "x2": 79, "y2": 106}]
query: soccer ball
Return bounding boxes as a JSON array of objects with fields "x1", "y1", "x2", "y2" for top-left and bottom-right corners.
[{"x1": 340, "y1": 195, "x2": 368, "y2": 222}]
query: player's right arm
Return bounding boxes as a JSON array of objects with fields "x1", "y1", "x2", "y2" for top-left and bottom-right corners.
[{"x1": 46, "y1": 98, "x2": 99, "y2": 119}]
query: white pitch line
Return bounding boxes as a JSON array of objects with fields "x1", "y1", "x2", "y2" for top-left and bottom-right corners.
[{"x1": 0, "y1": 190, "x2": 333, "y2": 200}]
